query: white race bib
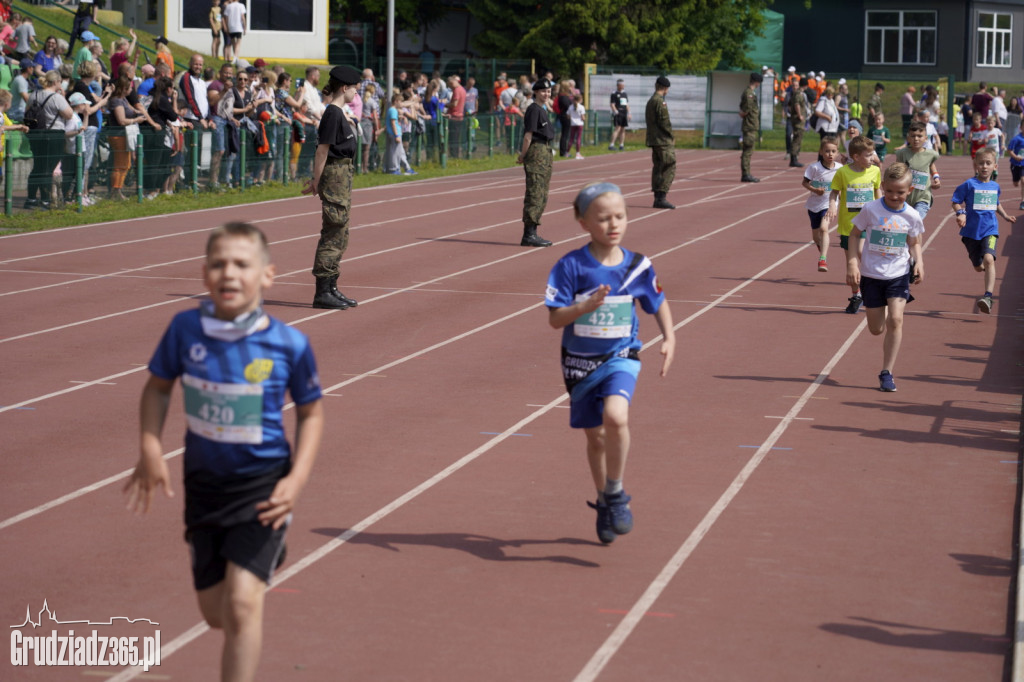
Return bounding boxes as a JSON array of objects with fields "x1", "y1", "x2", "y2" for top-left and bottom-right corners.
[
  {"x1": 911, "y1": 169, "x2": 929, "y2": 191},
  {"x1": 573, "y1": 294, "x2": 633, "y2": 338},
  {"x1": 868, "y1": 227, "x2": 908, "y2": 256}
]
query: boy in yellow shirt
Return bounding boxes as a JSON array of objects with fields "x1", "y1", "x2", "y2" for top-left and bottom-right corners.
[{"x1": 825, "y1": 135, "x2": 882, "y2": 313}]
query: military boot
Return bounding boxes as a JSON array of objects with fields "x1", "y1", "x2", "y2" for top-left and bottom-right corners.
[
  {"x1": 521, "y1": 224, "x2": 552, "y2": 247},
  {"x1": 312, "y1": 277, "x2": 350, "y2": 309},
  {"x1": 329, "y1": 275, "x2": 358, "y2": 307},
  {"x1": 652, "y1": 192, "x2": 676, "y2": 209}
]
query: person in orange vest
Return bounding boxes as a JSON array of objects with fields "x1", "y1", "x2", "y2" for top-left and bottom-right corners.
[
  {"x1": 816, "y1": 71, "x2": 828, "y2": 99},
  {"x1": 806, "y1": 71, "x2": 818, "y2": 95}
]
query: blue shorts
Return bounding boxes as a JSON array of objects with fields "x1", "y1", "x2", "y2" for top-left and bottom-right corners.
[
  {"x1": 913, "y1": 201, "x2": 931, "y2": 218},
  {"x1": 808, "y1": 208, "x2": 827, "y2": 230},
  {"x1": 1012, "y1": 165, "x2": 1022, "y2": 184},
  {"x1": 962, "y1": 235, "x2": 998, "y2": 267},
  {"x1": 860, "y1": 273, "x2": 912, "y2": 308},
  {"x1": 570, "y1": 371, "x2": 637, "y2": 429}
]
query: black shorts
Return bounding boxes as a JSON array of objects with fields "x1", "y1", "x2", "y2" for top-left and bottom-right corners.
[
  {"x1": 230, "y1": 31, "x2": 242, "y2": 41},
  {"x1": 840, "y1": 234, "x2": 850, "y2": 250},
  {"x1": 808, "y1": 208, "x2": 827, "y2": 230},
  {"x1": 211, "y1": 30, "x2": 219, "y2": 39},
  {"x1": 1011, "y1": 165, "x2": 1022, "y2": 183},
  {"x1": 184, "y1": 463, "x2": 290, "y2": 591},
  {"x1": 613, "y1": 113, "x2": 628, "y2": 128},
  {"x1": 962, "y1": 235, "x2": 998, "y2": 267},
  {"x1": 860, "y1": 272, "x2": 912, "y2": 308}
]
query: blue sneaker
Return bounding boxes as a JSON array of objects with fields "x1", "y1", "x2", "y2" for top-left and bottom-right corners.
[
  {"x1": 586, "y1": 499, "x2": 616, "y2": 544},
  {"x1": 404, "y1": 168, "x2": 418, "y2": 175},
  {"x1": 604, "y1": 491, "x2": 633, "y2": 535},
  {"x1": 878, "y1": 370, "x2": 897, "y2": 392},
  {"x1": 390, "y1": 170, "x2": 402, "y2": 175}
]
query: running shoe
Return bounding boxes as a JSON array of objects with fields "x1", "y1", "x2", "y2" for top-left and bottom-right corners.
[
  {"x1": 845, "y1": 294, "x2": 862, "y2": 314},
  {"x1": 878, "y1": 370, "x2": 897, "y2": 392},
  {"x1": 1019, "y1": 201, "x2": 1024, "y2": 211},
  {"x1": 818, "y1": 259, "x2": 828, "y2": 272},
  {"x1": 977, "y1": 296, "x2": 993, "y2": 314},
  {"x1": 604, "y1": 491, "x2": 634, "y2": 536},
  {"x1": 390, "y1": 170, "x2": 402, "y2": 175},
  {"x1": 575, "y1": 152, "x2": 584, "y2": 159},
  {"x1": 404, "y1": 168, "x2": 418, "y2": 175},
  {"x1": 586, "y1": 499, "x2": 616, "y2": 544}
]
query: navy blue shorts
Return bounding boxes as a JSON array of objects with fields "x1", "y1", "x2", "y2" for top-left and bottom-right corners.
[
  {"x1": 962, "y1": 235, "x2": 998, "y2": 267},
  {"x1": 860, "y1": 273, "x2": 912, "y2": 308},
  {"x1": 570, "y1": 371, "x2": 637, "y2": 429},
  {"x1": 1012, "y1": 165, "x2": 1022, "y2": 184},
  {"x1": 808, "y1": 208, "x2": 827, "y2": 230}
]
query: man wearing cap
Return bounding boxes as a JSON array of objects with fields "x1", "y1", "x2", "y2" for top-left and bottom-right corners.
[
  {"x1": 646, "y1": 76, "x2": 676, "y2": 209},
  {"x1": 609, "y1": 79, "x2": 630, "y2": 151},
  {"x1": 9, "y1": 59, "x2": 34, "y2": 123},
  {"x1": 67, "y1": 0, "x2": 98, "y2": 57},
  {"x1": 71, "y1": 30, "x2": 98, "y2": 80},
  {"x1": 517, "y1": 77, "x2": 555, "y2": 247},
  {"x1": 304, "y1": 65, "x2": 361, "y2": 309},
  {"x1": 739, "y1": 72, "x2": 762, "y2": 183}
]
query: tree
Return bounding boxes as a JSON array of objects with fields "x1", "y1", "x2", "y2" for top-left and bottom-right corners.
[
  {"x1": 467, "y1": 0, "x2": 770, "y2": 78},
  {"x1": 335, "y1": 0, "x2": 449, "y2": 34}
]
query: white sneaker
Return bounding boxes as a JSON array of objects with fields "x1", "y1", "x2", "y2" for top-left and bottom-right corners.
[{"x1": 575, "y1": 153, "x2": 584, "y2": 159}]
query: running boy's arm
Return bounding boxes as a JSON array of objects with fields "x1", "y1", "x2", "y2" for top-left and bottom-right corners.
[
  {"x1": 548, "y1": 285, "x2": 611, "y2": 329},
  {"x1": 125, "y1": 375, "x2": 176, "y2": 514},
  {"x1": 930, "y1": 162, "x2": 941, "y2": 189},
  {"x1": 997, "y1": 203, "x2": 1018, "y2": 224},
  {"x1": 907, "y1": 235, "x2": 924, "y2": 283},
  {"x1": 802, "y1": 176, "x2": 825, "y2": 196},
  {"x1": 256, "y1": 399, "x2": 324, "y2": 529},
  {"x1": 653, "y1": 301, "x2": 676, "y2": 377},
  {"x1": 952, "y1": 199, "x2": 968, "y2": 228},
  {"x1": 825, "y1": 189, "x2": 840, "y2": 224},
  {"x1": 845, "y1": 227, "x2": 863, "y2": 289}
]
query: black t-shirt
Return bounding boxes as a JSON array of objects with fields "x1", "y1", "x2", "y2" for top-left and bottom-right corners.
[
  {"x1": 523, "y1": 102, "x2": 552, "y2": 142},
  {"x1": 557, "y1": 94, "x2": 572, "y2": 119},
  {"x1": 148, "y1": 93, "x2": 178, "y2": 127},
  {"x1": 70, "y1": 80, "x2": 99, "y2": 127},
  {"x1": 318, "y1": 104, "x2": 356, "y2": 159},
  {"x1": 610, "y1": 90, "x2": 629, "y2": 112}
]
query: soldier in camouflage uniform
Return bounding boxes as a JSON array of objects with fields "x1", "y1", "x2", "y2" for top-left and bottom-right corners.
[
  {"x1": 303, "y1": 65, "x2": 362, "y2": 309},
  {"x1": 788, "y1": 77, "x2": 808, "y2": 168},
  {"x1": 646, "y1": 76, "x2": 676, "y2": 209},
  {"x1": 739, "y1": 72, "x2": 762, "y2": 183},
  {"x1": 517, "y1": 78, "x2": 555, "y2": 247},
  {"x1": 866, "y1": 82, "x2": 885, "y2": 129}
]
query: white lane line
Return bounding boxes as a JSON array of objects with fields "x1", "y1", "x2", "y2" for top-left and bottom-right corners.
[
  {"x1": 106, "y1": 191, "x2": 821, "y2": 681},
  {"x1": 572, "y1": 203, "x2": 957, "y2": 682}
]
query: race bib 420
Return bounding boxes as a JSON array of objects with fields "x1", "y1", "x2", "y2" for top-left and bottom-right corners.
[{"x1": 182, "y1": 374, "x2": 264, "y2": 444}]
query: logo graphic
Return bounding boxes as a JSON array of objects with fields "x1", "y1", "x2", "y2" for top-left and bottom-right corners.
[
  {"x1": 244, "y1": 358, "x2": 274, "y2": 384},
  {"x1": 545, "y1": 285, "x2": 558, "y2": 302},
  {"x1": 10, "y1": 600, "x2": 161, "y2": 671},
  {"x1": 189, "y1": 342, "x2": 207, "y2": 363}
]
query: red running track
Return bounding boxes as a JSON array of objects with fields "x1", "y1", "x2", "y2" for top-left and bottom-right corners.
[{"x1": 0, "y1": 149, "x2": 1020, "y2": 681}]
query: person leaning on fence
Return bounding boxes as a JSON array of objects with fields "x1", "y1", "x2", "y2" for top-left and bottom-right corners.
[
  {"x1": 107, "y1": 76, "x2": 142, "y2": 200},
  {"x1": 517, "y1": 77, "x2": 555, "y2": 248},
  {"x1": 739, "y1": 72, "x2": 762, "y2": 182},
  {"x1": 24, "y1": 70, "x2": 72, "y2": 210},
  {"x1": 303, "y1": 65, "x2": 361, "y2": 310},
  {"x1": 646, "y1": 75, "x2": 676, "y2": 210}
]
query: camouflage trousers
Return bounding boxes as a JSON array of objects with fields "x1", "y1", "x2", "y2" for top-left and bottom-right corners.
[
  {"x1": 312, "y1": 158, "x2": 353, "y2": 279},
  {"x1": 740, "y1": 129, "x2": 757, "y2": 176},
  {"x1": 790, "y1": 125, "x2": 803, "y2": 160},
  {"x1": 650, "y1": 145, "x2": 676, "y2": 193},
  {"x1": 522, "y1": 142, "x2": 552, "y2": 227}
]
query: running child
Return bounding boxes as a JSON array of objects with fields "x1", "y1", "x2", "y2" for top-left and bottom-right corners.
[
  {"x1": 894, "y1": 121, "x2": 941, "y2": 222},
  {"x1": 868, "y1": 112, "x2": 890, "y2": 161},
  {"x1": 985, "y1": 114, "x2": 1004, "y2": 179},
  {"x1": 969, "y1": 111, "x2": 988, "y2": 159},
  {"x1": 826, "y1": 135, "x2": 882, "y2": 313},
  {"x1": 845, "y1": 162, "x2": 924, "y2": 392},
  {"x1": 125, "y1": 222, "x2": 324, "y2": 682},
  {"x1": 802, "y1": 134, "x2": 842, "y2": 272},
  {"x1": 1006, "y1": 124, "x2": 1024, "y2": 210},
  {"x1": 951, "y1": 148, "x2": 1017, "y2": 314},
  {"x1": 545, "y1": 182, "x2": 675, "y2": 544}
]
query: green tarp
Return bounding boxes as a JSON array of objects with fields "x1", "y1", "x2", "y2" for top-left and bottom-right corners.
[{"x1": 746, "y1": 9, "x2": 784, "y2": 76}]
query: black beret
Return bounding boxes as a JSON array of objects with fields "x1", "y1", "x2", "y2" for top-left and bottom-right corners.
[
  {"x1": 533, "y1": 78, "x2": 553, "y2": 91},
  {"x1": 750, "y1": 73, "x2": 764, "y2": 83},
  {"x1": 656, "y1": 76, "x2": 671, "y2": 88},
  {"x1": 329, "y1": 65, "x2": 362, "y2": 86}
]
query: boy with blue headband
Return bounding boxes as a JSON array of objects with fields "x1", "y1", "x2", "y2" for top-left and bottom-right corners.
[{"x1": 545, "y1": 183, "x2": 676, "y2": 544}]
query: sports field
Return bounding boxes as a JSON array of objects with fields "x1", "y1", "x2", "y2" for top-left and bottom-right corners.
[{"x1": 0, "y1": 148, "x2": 1020, "y2": 681}]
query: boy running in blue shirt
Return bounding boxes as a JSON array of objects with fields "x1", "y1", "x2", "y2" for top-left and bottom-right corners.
[
  {"x1": 126, "y1": 222, "x2": 324, "y2": 681},
  {"x1": 846, "y1": 163, "x2": 924, "y2": 392},
  {"x1": 1006, "y1": 127, "x2": 1024, "y2": 210},
  {"x1": 951, "y1": 148, "x2": 1017, "y2": 314},
  {"x1": 545, "y1": 183, "x2": 675, "y2": 544}
]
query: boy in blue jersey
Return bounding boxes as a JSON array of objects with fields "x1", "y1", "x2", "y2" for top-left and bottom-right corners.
[
  {"x1": 1005, "y1": 126, "x2": 1024, "y2": 210},
  {"x1": 951, "y1": 148, "x2": 1017, "y2": 314},
  {"x1": 125, "y1": 222, "x2": 324, "y2": 681},
  {"x1": 545, "y1": 183, "x2": 676, "y2": 544}
]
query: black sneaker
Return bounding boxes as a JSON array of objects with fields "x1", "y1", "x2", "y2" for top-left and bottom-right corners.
[
  {"x1": 845, "y1": 295, "x2": 862, "y2": 314},
  {"x1": 586, "y1": 499, "x2": 616, "y2": 544}
]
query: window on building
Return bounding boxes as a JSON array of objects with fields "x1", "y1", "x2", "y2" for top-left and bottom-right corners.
[
  {"x1": 249, "y1": 0, "x2": 313, "y2": 32},
  {"x1": 977, "y1": 12, "x2": 1012, "y2": 68},
  {"x1": 865, "y1": 11, "x2": 937, "y2": 65}
]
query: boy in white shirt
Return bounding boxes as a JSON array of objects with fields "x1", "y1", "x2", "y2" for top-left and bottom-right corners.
[{"x1": 845, "y1": 162, "x2": 925, "y2": 392}]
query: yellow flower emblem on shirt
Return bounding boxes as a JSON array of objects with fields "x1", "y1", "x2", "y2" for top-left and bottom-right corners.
[{"x1": 244, "y1": 359, "x2": 274, "y2": 384}]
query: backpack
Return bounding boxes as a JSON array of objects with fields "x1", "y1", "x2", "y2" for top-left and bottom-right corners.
[{"x1": 24, "y1": 92, "x2": 58, "y2": 131}]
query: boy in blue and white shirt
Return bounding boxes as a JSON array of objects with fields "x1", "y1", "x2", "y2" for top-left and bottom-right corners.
[
  {"x1": 846, "y1": 163, "x2": 925, "y2": 393},
  {"x1": 1005, "y1": 126, "x2": 1024, "y2": 210},
  {"x1": 126, "y1": 222, "x2": 323, "y2": 681},
  {"x1": 951, "y1": 148, "x2": 1017, "y2": 315},
  {"x1": 545, "y1": 182, "x2": 675, "y2": 545}
]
